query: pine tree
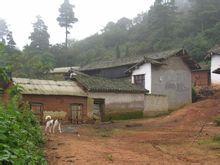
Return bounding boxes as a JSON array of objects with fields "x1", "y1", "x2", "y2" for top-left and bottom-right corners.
[
  {"x1": 0, "y1": 19, "x2": 9, "y2": 44},
  {"x1": 29, "y1": 16, "x2": 50, "y2": 52},
  {"x1": 6, "y1": 31, "x2": 16, "y2": 49},
  {"x1": 57, "y1": 0, "x2": 78, "y2": 48},
  {"x1": 116, "y1": 45, "x2": 121, "y2": 58}
]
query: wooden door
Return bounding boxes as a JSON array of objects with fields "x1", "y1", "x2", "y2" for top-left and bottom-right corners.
[
  {"x1": 70, "y1": 104, "x2": 83, "y2": 124},
  {"x1": 30, "y1": 103, "x2": 43, "y2": 123}
]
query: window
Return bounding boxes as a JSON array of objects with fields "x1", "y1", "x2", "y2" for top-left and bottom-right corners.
[
  {"x1": 133, "y1": 74, "x2": 145, "y2": 88},
  {"x1": 30, "y1": 102, "x2": 44, "y2": 122}
]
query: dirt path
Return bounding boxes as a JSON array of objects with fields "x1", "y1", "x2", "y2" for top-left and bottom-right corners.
[{"x1": 46, "y1": 94, "x2": 220, "y2": 164}]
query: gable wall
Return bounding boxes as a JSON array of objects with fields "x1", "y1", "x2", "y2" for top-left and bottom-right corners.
[
  {"x1": 151, "y1": 56, "x2": 192, "y2": 110},
  {"x1": 132, "y1": 63, "x2": 152, "y2": 93},
  {"x1": 211, "y1": 55, "x2": 220, "y2": 84}
]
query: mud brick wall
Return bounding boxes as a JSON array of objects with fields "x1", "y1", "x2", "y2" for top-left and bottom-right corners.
[
  {"x1": 144, "y1": 94, "x2": 168, "y2": 117},
  {"x1": 192, "y1": 70, "x2": 210, "y2": 87}
]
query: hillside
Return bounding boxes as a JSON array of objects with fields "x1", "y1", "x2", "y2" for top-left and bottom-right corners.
[
  {"x1": 46, "y1": 88, "x2": 220, "y2": 164},
  {"x1": 51, "y1": 0, "x2": 220, "y2": 67}
]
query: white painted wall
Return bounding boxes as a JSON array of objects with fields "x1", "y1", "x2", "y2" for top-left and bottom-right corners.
[
  {"x1": 132, "y1": 63, "x2": 152, "y2": 93},
  {"x1": 211, "y1": 55, "x2": 220, "y2": 84}
]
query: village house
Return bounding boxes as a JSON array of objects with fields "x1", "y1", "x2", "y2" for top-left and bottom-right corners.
[
  {"x1": 51, "y1": 48, "x2": 200, "y2": 115},
  {"x1": 205, "y1": 45, "x2": 220, "y2": 85},
  {"x1": 127, "y1": 49, "x2": 200, "y2": 110},
  {"x1": 70, "y1": 72, "x2": 147, "y2": 121},
  {"x1": 4, "y1": 78, "x2": 89, "y2": 124}
]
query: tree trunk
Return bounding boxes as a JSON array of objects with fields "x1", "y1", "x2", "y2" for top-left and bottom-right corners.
[{"x1": 65, "y1": 26, "x2": 68, "y2": 48}]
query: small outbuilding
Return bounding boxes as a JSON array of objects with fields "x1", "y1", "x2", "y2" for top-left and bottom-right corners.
[
  {"x1": 71, "y1": 73, "x2": 147, "y2": 121},
  {"x1": 192, "y1": 63, "x2": 210, "y2": 87},
  {"x1": 12, "y1": 78, "x2": 88, "y2": 124}
]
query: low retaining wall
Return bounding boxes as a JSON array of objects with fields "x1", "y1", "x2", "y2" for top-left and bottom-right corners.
[{"x1": 144, "y1": 94, "x2": 168, "y2": 117}]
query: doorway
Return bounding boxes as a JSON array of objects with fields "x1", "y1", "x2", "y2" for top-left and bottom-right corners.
[
  {"x1": 30, "y1": 102, "x2": 44, "y2": 123},
  {"x1": 70, "y1": 104, "x2": 83, "y2": 124},
  {"x1": 93, "y1": 99, "x2": 105, "y2": 122}
]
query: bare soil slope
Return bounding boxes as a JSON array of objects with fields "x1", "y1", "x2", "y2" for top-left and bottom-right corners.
[{"x1": 46, "y1": 91, "x2": 220, "y2": 164}]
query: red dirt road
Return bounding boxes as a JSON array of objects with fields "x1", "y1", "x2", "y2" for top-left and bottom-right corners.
[{"x1": 46, "y1": 94, "x2": 220, "y2": 164}]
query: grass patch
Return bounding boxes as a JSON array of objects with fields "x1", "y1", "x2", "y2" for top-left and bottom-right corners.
[
  {"x1": 106, "y1": 154, "x2": 113, "y2": 162},
  {"x1": 198, "y1": 135, "x2": 220, "y2": 150},
  {"x1": 104, "y1": 111, "x2": 143, "y2": 121},
  {"x1": 214, "y1": 116, "x2": 220, "y2": 126}
]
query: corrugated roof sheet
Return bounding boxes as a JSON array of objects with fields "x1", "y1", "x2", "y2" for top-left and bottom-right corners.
[
  {"x1": 12, "y1": 78, "x2": 87, "y2": 97},
  {"x1": 50, "y1": 67, "x2": 80, "y2": 74}
]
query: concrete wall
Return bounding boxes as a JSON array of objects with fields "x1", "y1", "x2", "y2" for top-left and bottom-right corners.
[
  {"x1": 211, "y1": 55, "x2": 220, "y2": 84},
  {"x1": 144, "y1": 94, "x2": 168, "y2": 117},
  {"x1": 151, "y1": 56, "x2": 192, "y2": 110},
  {"x1": 132, "y1": 63, "x2": 152, "y2": 93},
  {"x1": 88, "y1": 92, "x2": 145, "y2": 114},
  {"x1": 22, "y1": 95, "x2": 88, "y2": 122}
]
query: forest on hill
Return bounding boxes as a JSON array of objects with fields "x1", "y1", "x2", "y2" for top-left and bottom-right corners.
[
  {"x1": 0, "y1": 0, "x2": 220, "y2": 78},
  {"x1": 66, "y1": 0, "x2": 220, "y2": 65}
]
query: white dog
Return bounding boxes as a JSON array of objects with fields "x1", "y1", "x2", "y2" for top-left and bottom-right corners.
[{"x1": 45, "y1": 115, "x2": 62, "y2": 134}]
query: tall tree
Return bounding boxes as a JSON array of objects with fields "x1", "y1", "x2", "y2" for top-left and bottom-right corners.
[
  {"x1": 57, "y1": 0, "x2": 78, "y2": 48},
  {"x1": 145, "y1": 0, "x2": 178, "y2": 50},
  {"x1": 189, "y1": 0, "x2": 220, "y2": 32},
  {"x1": 6, "y1": 31, "x2": 16, "y2": 49},
  {"x1": 0, "y1": 19, "x2": 9, "y2": 44},
  {"x1": 29, "y1": 16, "x2": 50, "y2": 52},
  {"x1": 116, "y1": 45, "x2": 121, "y2": 58}
]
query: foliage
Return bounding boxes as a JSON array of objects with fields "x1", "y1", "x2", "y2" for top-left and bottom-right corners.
[
  {"x1": 104, "y1": 111, "x2": 143, "y2": 121},
  {"x1": 214, "y1": 116, "x2": 220, "y2": 126},
  {"x1": 192, "y1": 87, "x2": 197, "y2": 102},
  {"x1": 55, "y1": 0, "x2": 220, "y2": 66},
  {"x1": 0, "y1": 43, "x2": 55, "y2": 79},
  {"x1": 0, "y1": 73, "x2": 46, "y2": 164},
  {"x1": 2, "y1": 0, "x2": 220, "y2": 74},
  {"x1": 0, "y1": 19, "x2": 8, "y2": 44},
  {"x1": 29, "y1": 16, "x2": 50, "y2": 52},
  {"x1": 57, "y1": 0, "x2": 78, "y2": 47}
]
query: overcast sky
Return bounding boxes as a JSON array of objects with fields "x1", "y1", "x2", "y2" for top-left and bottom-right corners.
[{"x1": 0, "y1": 0, "x2": 154, "y2": 49}]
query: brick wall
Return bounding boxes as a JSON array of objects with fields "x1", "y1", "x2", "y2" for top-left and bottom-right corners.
[
  {"x1": 192, "y1": 71, "x2": 210, "y2": 87},
  {"x1": 22, "y1": 95, "x2": 88, "y2": 123}
]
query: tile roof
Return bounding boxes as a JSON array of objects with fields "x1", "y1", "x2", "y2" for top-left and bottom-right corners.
[
  {"x1": 208, "y1": 45, "x2": 220, "y2": 55},
  {"x1": 205, "y1": 45, "x2": 220, "y2": 59},
  {"x1": 80, "y1": 49, "x2": 200, "y2": 71},
  {"x1": 71, "y1": 73, "x2": 147, "y2": 93},
  {"x1": 213, "y1": 68, "x2": 220, "y2": 74},
  {"x1": 12, "y1": 78, "x2": 87, "y2": 97}
]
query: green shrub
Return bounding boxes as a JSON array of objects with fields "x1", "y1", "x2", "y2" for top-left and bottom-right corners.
[
  {"x1": 213, "y1": 135, "x2": 220, "y2": 142},
  {"x1": 104, "y1": 111, "x2": 143, "y2": 121},
  {"x1": 0, "y1": 98, "x2": 46, "y2": 164},
  {"x1": 192, "y1": 87, "x2": 197, "y2": 102},
  {"x1": 214, "y1": 117, "x2": 220, "y2": 126}
]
